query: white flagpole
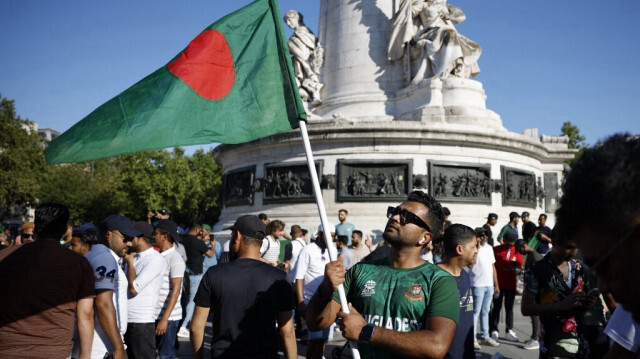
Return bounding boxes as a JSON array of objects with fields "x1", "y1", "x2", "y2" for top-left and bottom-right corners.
[{"x1": 298, "y1": 120, "x2": 361, "y2": 359}]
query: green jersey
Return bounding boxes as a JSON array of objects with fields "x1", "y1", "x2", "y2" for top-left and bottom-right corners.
[{"x1": 333, "y1": 258, "x2": 459, "y2": 358}]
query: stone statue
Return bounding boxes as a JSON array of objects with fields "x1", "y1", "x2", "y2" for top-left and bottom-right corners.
[
  {"x1": 388, "y1": 0, "x2": 481, "y2": 84},
  {"x1": 284, "y1": 10, "x2": 324, "y2": 105}
]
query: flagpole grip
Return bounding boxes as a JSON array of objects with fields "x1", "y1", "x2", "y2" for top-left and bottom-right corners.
[{"x1": 298, "y1": 120, "x2": 361, "y2": 359}]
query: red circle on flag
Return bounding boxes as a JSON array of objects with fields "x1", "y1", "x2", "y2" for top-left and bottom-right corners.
[{"x1": 168, "y1": 29, "x2": 235, "y2": 100}]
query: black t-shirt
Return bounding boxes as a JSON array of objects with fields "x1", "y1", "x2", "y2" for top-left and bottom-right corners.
[
  {"x1": 536, "y1": 226, "x2": 552, "y2": 255},
  {"x1": 194, "y1": 258, "x2": 294, "y2": 359},
  {"x1": 181, "y1": 234, "x2": 208, "y2": 274},
  {"x1": 482, "y1": 224, "x2": 494, "y2": 247},
  {"x1": 522, "y1": 221, "x2": 537, "y2": 242},
  {"x1": 445, "y1": 270, "x2": 475, "y2": 359}
]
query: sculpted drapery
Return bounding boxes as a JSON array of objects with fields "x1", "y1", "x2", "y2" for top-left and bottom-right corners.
[{"x1": 388, "y1": 0, "x2": 481, "y2": 84}]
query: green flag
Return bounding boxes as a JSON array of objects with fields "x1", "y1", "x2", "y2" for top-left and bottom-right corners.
[{"x1": 45, "y1": 0, "x2": 306, "y2": 164}]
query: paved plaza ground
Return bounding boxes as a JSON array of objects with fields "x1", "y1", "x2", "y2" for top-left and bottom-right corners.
[{"x1": 175, "y1": 296, "x2": 538, "y2": 359}]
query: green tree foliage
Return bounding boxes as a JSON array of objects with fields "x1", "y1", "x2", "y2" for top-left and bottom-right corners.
[
  {"x1": 0, "y1": 94, "x2": 46, "y2": 217},
  {"x1": 560, "y1": 121, "x2": 588, "y2": 165},
  {"x1": 40, "y1": 149, "x2": 222, "y2": 225},
  {"x1": 1, "y1": 94, "x2": 222, "y2": 226}
]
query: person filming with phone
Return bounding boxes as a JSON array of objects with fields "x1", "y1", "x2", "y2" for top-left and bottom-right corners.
[{"x1": 521, "y1": 231, "x2": 600, "y2": 358}]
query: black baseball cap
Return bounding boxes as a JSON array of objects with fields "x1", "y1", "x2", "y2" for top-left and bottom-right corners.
[
  {"x1": 488, "y1": 213, "x2": 498, "y2": 220},
  {"x1": 509, "y1": 211, "x2": 521, "y2": 220},
  {"x1": 102, "y1": 214, "x2": 142, "y2": 238},
  {"x1": 153, "y1": 219, "x2": 180, "y2": 242},
  {"x1": 521, "y1": 211, "x2": 530, "y2": 218},
  {"x1": 133, "y1": 221, "x2": 154, "y2": 241},
  {"x1": 158, "y1": 209, "x2": 171, "y2": 215},
  {"x1": 224, "y1": 215, "x2": 266, "y2": 240}
]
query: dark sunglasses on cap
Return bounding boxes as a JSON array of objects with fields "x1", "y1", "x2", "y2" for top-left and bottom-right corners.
[{"x1": 387, "y1": 206, "x2": 431, "y2": 232}]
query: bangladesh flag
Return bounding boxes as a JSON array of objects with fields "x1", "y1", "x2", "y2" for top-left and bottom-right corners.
[{"x1": 45, "y1": 0, "x2": 306, "y2": 164}]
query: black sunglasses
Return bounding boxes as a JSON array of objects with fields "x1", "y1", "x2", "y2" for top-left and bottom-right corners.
[
  {"x1": 387, "y1": 206, "x2": 431, "y2": 232},
  {"x1": 22, "y1": 233, "x2": 34, "y2": 238}
]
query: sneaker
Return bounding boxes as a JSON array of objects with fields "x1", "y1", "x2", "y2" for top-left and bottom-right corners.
[
  {"x1": 480, "y1": 337, "x2": 500, "y2": 347},
  {"x1": 473, "y1": 339, "x2": 481, "y2": 350},
  {"x1": 490, "y1": 331, "x2": 499, "y2": 341},
  {"x1": 177, "y1": 327, "x2": 190, "y2": 338},
  {"x1": 506, "y1": 329, "x2": 519, "y2": 342},
  {"x1": 523, "y1": 339, "x2": 539, "y2": 350}
]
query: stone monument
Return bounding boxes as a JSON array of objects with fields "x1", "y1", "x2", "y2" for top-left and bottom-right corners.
[{"x1": 212, "y1": 0, "x2": 574, "y2": 240}]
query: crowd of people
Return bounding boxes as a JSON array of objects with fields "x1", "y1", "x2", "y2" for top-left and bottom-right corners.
[{"x1": 0, "y1": 133, "x2": 638, "y2": 359}]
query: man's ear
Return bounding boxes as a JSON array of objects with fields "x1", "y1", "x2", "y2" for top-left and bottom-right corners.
[
  {"x1": 456, "y1": 244, "x2": 464, "y2": 256},
  {"x1": 418, "y1": 232, "x2": 432, "y2": 246}
]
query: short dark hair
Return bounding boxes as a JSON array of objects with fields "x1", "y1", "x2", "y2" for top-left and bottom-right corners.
[
  {"x1": 337, "y1": 236, "x2": 348, "y2": 246},
  {"x1": 268, "y1": 219, "x2": 285, "y2": 234},
  {"x1": 258, "y1": 213, "x2": 268, "y2": 221},
  {"x1": 339, "y1": 209, "x2": 348, "y2": 215},
  {"x1": 406, "y1": 190, "x2": 444, "y2": 235},
  {"x1": 73, "y1": 227, "x2": 100, "y2": 246},
  {"x1": 189, "y1": 221, "x2": 203, "y2": 231},
  {"x1": 442, "y1": 224, "x2": 475, "y2": 257},
  {"x1": 35, "y1": 203, "x2": 70, "y2": 239},
  {"x1": 352, "y1": 230, "x2": 363, "y2": 239},
  {"x1": 239, "y1": 232, "x2": 263, "y2": 247},
  {"x1": 539, "y1": 213, "x2": 547, "y2": 220},
  {"x1": 503, "y1": 232, "x2": 516, "y2": 242},
  {"x1": 290, "y1": 224, "x2": 302, "y2": 237},
  {"x1": 442, "y1": 207, "x2": 451, "y2": 216},
  {"x1": 556, "y1": 134, "x2": 640, "y2": 243}
]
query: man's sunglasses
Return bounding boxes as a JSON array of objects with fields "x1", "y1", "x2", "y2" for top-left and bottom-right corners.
[
  {"x1": 387, "y1": 206, "x2": 431, "y2": 232},
  {"x1": 113, "y1": 231, "x2": 134, "y2": 243}
]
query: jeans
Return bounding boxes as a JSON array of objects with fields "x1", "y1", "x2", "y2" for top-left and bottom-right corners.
[
  {"x1": 490, "y1": 289, "x2": 516, "y2": 333},
  {"x1": 472, "y1": 286, "x2": 493, "y2": 339},
  {"x1": 124, "y1": 322, "x2": 156, "y2": 359},
  {"x1": 531, "y1": 315, "x2": 540, "y2": 340},
  {"x1": 156, "y1": 319, "x2": 180, "y2": 359},
  {"x1": 181, "y1": 273, "x2": 203, "y2": 330}
]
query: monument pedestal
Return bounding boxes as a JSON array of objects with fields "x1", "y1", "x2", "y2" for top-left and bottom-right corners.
[{"x1": 210, "y1": 0, "x2": 575, "y2": 241}]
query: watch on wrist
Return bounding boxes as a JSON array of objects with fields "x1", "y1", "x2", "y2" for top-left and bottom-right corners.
[{"x1": 358, "y1": 323, "x2": 375, "y2": 343}]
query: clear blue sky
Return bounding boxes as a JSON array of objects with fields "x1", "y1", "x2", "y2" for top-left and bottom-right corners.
[{"x1": 2, "y1": 0, "x2": 638, "y2": 148}]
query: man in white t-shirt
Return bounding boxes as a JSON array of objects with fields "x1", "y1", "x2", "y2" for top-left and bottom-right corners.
[
  {"x1": 153, "y1": 220, "x2": 186, "y2": 359},
  {"x1": 469, "y1": 227, "x2": 500, "y2": 348},
  {"x1": 284, "y1": 225, "x2": 306, "y2": 284},
  {"x1": 294, "y1": 223, "x2": 334, "y2": 359},
  {"x1": 69, "y1": 220, "x2": 132, "y2": 359},
  {"x1": 123, "y1": 221, "x2": 167, "y2": 359}
]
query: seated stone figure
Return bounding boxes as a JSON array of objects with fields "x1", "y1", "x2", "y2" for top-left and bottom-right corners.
[{"x1": 388, "y1": 0, "x2": 481, "y2": 83}]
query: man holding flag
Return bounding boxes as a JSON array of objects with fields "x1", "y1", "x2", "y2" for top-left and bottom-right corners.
[{"x1": 306, "y1": 191, "x2": 460, "y2": 359}]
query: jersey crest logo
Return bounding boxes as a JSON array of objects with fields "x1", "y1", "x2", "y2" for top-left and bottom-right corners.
[
  {"x1": 404, "y1": 284, "x2": 424, "y2": 301},
  {"x1": 360, "y1": 280, "x2": 376, "y2": 297}
]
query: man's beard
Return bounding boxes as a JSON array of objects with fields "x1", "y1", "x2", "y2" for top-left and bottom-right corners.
[
  {"x1": 382, "y1": 227, "x2": 401, "y2": 244},
  {"x1": 229, "y1": 235, "x2": 238, "y2": 261}
]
